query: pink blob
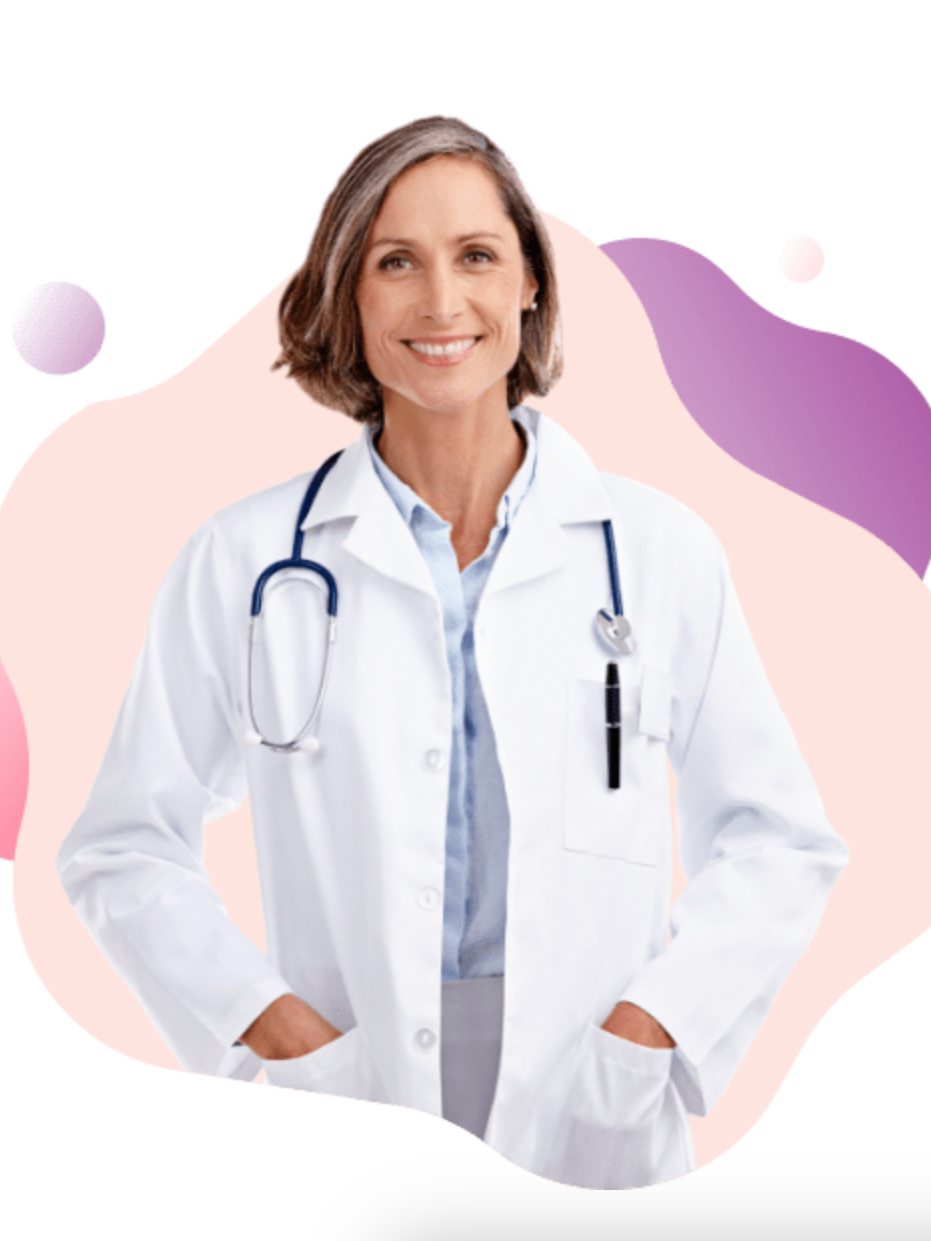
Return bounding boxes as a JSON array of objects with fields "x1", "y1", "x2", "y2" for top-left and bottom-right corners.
[
  {"x1": 13, "y1": 282, "x2": 105, "y2": 374},
  {"x1": 778, "y1": 237, "x2": 825, "y2": 283},
  {"x1": 0, "y1": 655, "x2": 28, "y2": 860}
]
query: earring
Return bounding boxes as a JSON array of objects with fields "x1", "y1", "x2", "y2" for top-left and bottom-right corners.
[{"x1": 530, "y1": 299, "x2": 538, "y2": 311}]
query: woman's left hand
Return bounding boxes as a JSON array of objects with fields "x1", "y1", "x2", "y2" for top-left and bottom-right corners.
[{"x1": 601, "y1": 1001, "x2": 676, "y2": 1049}]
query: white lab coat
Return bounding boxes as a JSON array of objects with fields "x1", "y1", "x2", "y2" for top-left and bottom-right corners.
[{"x1": 57, "y1": 407, "x2": 848, "y2": 1190}]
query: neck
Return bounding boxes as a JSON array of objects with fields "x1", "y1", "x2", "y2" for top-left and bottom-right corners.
[{"x1": 376, "y1": 388, "x2": 526, "y2": 570}]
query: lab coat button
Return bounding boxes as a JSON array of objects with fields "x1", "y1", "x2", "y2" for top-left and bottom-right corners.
[
  {"x1": 414, "y1": 1028, "x2": 437, "y2": 1052},
  {"x1": 417, "y1": 887, "x2": 441, "y2": 911},
  {"x1": 422, "y1": 749, "x2": 445, "y2": 772}
]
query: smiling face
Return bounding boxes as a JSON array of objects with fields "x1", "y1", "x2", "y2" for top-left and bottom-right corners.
[{"x1": 355, "y1": 156, "x2": 539, "y2": 422}]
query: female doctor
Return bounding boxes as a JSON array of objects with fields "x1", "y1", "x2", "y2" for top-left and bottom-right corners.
[{"x1": 57, "y1": 117, "x2": 848, "y2": 1190}]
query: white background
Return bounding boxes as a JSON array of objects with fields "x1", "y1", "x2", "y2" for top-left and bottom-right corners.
[{"x1": 2, "y1": 3, "x2": 930, "y2": 1236}]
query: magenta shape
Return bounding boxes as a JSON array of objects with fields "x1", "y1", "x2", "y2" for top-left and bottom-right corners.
[
  {"x1": 602, "y1": 239, "x2": 931, "y2": 577},
  {"x1": 13, "y1": 281, "x2": 105, "y2": 374},
  {"x1": 0, "y1": 655, "x2": 28, "y2": 861}
]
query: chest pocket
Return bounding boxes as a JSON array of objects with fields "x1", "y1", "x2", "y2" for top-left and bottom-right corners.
[{"x1": 564, "y1": 664, "x2": 671, "y2": 865}]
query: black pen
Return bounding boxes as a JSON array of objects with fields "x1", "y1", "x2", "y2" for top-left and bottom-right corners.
[{"x1": 606, "y1": 662, "x2": 621, "y2": 789}]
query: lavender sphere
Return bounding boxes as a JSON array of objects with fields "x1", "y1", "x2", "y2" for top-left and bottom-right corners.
[{"x1": 13, "y1": 282, "x2": 105, "y2": 374}]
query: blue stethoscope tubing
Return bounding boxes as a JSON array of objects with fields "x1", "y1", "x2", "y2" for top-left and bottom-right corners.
[
  {"x1": 245, "y1": 450, "x2": 629, "y2": 753},
  {"x1": 245, "y1": 450, "x2": 343, "y2": 753}
]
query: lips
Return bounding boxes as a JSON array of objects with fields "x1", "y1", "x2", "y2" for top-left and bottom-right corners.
[
  {"x1": 407, "y1": 336, "x2": 479, "y2": 357},
  {"x1": 403, "y1": 335, "x2": 481, "y2": 369}
]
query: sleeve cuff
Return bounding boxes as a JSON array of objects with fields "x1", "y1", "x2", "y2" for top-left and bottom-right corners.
[
  {"x1": 213, "y1": 975, "x2": 295, "y2": 1060},
  {"x1": 617, "y1": 978, "x2": 714, "y2": 1116},
  {"x1": 214, "y1": 1042, "x2": 263, "y2": 1082}
]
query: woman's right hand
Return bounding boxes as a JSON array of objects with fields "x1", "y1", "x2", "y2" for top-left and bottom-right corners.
[{"x1": 238, "y1": 993, "x2": 342, "y2": 1060}]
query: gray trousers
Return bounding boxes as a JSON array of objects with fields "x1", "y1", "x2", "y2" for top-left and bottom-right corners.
[{"x1": 440, "y1": 975, "x2": 505, "y2": 1140}]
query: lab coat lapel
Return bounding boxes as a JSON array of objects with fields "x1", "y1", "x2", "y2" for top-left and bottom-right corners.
[
  {"x1": 483, "y1": 481, "x2": 570, "y2": 595},
  {"x1": 484, "y1": 411, "x2": 614, "y2": 598},
  {"x1": 299, "y1": 430, "x2": 437, "y2": 600}
]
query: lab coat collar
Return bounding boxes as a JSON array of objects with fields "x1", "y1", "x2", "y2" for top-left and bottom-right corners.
[
  {"x1": 298, "y1": 406, "x2": 614, "y2": 597},
  {"x1": 300, "y1": 432, "x2": 436, "y2": 598},
  {"x1": 482, "y1": 407, "x2": 614, "y2": 597},
  {"x1": 519, "y1": 407, "x2": 614, "y2": 526}
]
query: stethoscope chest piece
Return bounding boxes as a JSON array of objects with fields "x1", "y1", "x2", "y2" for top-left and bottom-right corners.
[{"x1": 596, "y1": 608, "x2": 633, "y2": 656}]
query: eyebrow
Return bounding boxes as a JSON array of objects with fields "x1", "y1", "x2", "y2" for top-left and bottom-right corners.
[{"x1": 368, "y1": 232, "x2": 505, "y2": 251}]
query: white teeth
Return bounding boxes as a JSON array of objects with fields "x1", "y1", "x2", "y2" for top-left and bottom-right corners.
[{"x1": 408, "y1": 338, "x2": 477, "y2": 357}]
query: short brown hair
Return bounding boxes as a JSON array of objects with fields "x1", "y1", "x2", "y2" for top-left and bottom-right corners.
[{"x1": 273, "y1": 116, "x2": 563, "y2": 424}]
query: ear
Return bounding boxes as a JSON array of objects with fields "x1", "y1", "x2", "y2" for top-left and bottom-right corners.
[{"x1": 522, "y1": 268, "x2": 540, "y2": 311}]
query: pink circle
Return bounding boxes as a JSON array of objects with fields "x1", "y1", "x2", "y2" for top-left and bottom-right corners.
[
  {"x1": 13, "y1": 282, "x2": 105, "y2": 374},
  {"x1": 778, "y1": 237, "x2": 825, "y2": 283}
]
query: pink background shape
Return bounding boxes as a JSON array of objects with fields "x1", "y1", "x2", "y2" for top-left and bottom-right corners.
[
  {"x1": 779, "y1": 236, "x2": 825, "y2": 282},
  {"x1": 0, "y1": 655, "x2": 29, "y2": 860},
  {"x1": 2, "y1": 217, "x2": 930, "y2": 1171}
]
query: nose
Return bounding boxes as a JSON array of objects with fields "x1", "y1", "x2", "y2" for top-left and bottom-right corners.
[{"x1": 420, "y1": 261, "x2": 462, "y2": 324}]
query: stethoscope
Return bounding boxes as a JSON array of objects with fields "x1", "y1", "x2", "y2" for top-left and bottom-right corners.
[
  {"x1": 243, "y1": 450, "x2": 343, "y2": 754},
  {"x1": 244, "y1": 451, "x2": 633, "y2": 765}
]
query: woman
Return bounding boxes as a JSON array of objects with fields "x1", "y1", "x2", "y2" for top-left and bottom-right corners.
[{"x1": 57, "y1": 117, "x2": 848, "y2": 1190}]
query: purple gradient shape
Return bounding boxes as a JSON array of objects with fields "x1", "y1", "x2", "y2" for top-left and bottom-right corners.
[
  {"x1": 602, "y1": 239, "x2": 931, "y2": 576},
  {"x1": 13, "y1": 281, "x2": 105, "y2": 374}
]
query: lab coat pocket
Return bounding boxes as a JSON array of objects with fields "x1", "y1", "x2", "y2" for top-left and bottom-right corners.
[
  {"x1": 542, "y1": 1024, "x2": 676, "y2": 1190},
  {"x1": 263, "y1": 1027, "x2": 387, "y2": 1103},
  {"x1": 564, "y1": 665, "x2": 671, "y2": 864}
]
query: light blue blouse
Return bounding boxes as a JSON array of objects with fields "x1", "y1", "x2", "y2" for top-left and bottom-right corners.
[{"x1": 366, "y1": 410, "x2": 538, "y2": 980}]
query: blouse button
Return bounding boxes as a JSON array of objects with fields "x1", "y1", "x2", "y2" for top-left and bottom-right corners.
[{"x1": 422, "y1": 749, "x2": 445, "y2": 772}]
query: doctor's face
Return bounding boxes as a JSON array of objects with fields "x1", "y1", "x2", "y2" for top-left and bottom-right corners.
[{"x1": 355, "y1": 156, "x2": 539, "y2": 421}]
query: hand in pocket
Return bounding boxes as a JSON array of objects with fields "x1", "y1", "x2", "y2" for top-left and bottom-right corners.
[
  {"x1": 239, "y1": 993, "x2": 342, "y2": 1060},
  {"x1": 262, "y1": 1027, "x2": 390, "y2": 1105},
  {"x1": 542, "y1": 1024, "x2": 678, "y2": 1190}
]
